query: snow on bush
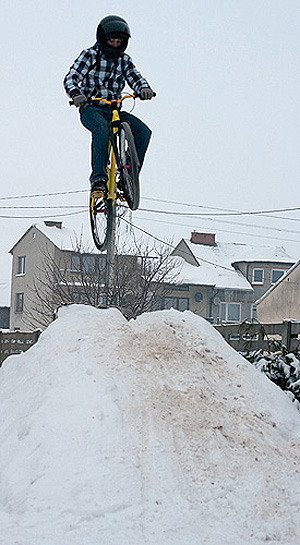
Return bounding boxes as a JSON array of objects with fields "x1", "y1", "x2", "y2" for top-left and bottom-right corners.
[{"x1": 243, "y1": 349, "x2": 300, "y2": 410}]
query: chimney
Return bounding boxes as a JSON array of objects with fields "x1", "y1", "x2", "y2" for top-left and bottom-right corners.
[
  {"x1": 190, "y1": 232, "x2": 216, "y2": 246},
  {"x1": 44, "y1": 221, "x2": 63, "y2": 229}
]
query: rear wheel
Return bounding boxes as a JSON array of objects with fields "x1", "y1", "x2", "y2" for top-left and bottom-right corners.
[
  {"x1": 119, "y1": 122, "x2": 140, "y2": 211},
  {"x1": 89, "y1": 191, "x2": 115, "y2": 251}
]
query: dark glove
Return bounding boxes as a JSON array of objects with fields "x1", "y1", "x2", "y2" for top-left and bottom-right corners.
[
  {"x1": 71, "y1": 93, "x2": 87, "y2": 108},
  {"x1": 140, "y1": 87, "x2": 155, "y2": 100}
]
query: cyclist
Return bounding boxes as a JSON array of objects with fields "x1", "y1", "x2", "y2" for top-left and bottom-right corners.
[{"x1": 63, "y1": 15, "x2": 155, "y2": 192}]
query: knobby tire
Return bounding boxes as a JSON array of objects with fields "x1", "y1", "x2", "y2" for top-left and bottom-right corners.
[
  {"x1": 89, "y1": 192, "x2": 114, "y2": 252},
  {"x1": 119, "y1": 122, "x2": 140, "y2": 211}
]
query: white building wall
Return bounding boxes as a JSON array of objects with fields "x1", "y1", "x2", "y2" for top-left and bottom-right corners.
[
  {"x1": 10, "y1": 227, "x2": 56, "y2": 330},
  {"x1": 257, "y1": 265, "x2": 300, "y2": 323}
]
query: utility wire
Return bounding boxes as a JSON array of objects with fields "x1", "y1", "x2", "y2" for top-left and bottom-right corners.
[
  {"x1": 143, "y1": 196, "x2": 300, "y2": 216},
  {"x1": 0, "y1": 210, "x2": 86, "y2": 219},
  {"x1": 0, "y1": 205, "x2": 84, "y2": 209},
  {"x1": 1, "y1": 190, "x2": 300, "y2": 245},
  {"x1": 0, "y1": 184, "x2": 296, "y2": 269},
  {"x1": 134, "y1": 214, "x2": 300, "y2": 244},
  {"x1": 0, "y1": 189, "x2": 88, "y2": 201},
  {"x1": 138, "y1": 206, "x2": 300, "y2": 219},
  {"x1": 2, "y1": 198, "x2": 300, "y2": 231},
  {"x1": 1, "y1": 203, "x2": 300, "y2": 244},
  {"x1": 1, "y1": 188, "x2": 300, "y2": 220},
  {"x1": 119, "y1": 216, "x2": 242, "y2": 274},
  {"x1": 138, "y1": 212, "x2": 300, "y2": 236}
]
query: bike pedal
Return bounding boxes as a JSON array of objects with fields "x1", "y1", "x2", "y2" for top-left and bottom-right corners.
[{"x1": 91, "y1": 189, "x2": 105, "y2": 198}]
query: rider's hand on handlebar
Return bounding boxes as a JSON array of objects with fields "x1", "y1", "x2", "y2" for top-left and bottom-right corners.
[
  {"x1": 71, "y1": 93, "x2": 87, "y2": 108},
  {"x1": 139, "y1": 87, "x2": 155, "y2": 100}
]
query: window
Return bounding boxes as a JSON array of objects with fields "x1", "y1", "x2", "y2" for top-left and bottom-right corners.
[
  {"x1": 17, "y1": 256, "x2": 26, "y2": 275},
  {"x1": 252, "y1": 268, "x2": 264, "y2": 285},
  {"x1": 220, "y1": 302, "x2": 241, "y2": 323},
  {"x1": 15, "y1": 293, "x2": 24, "y2": 313},
  {"x1": 98, "y1": 255, "x2": 106, "y2": 279},
  {"x1": 272, "y1": 269, "x2": 285, "y2": 284},
  {"x1": 251, "y1": 305, "x2": 257, "y2": 321},
  {"x1": 71, "y1": 253, "x2": 99, "y2": 275},
  {"x1": 71, "y1": 253, "x2": 81, "y2": 272},
  {"x1": 83, "y1": 255, "x2": 96, "y2": 274},
  {"x1": 163, "y1": 297, "x2": 189, "y2": 311},
  {"x1": 194, "y1": 291, "x2": 203, "y2": 302}
]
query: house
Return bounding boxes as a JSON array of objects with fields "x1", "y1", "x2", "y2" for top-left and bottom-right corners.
[
  {"x1": 9, "y1": 220, "x2": 163, "y2": 331},
  {"x1": 170, "y1": 232, "x2": 296, "y2": 324},
  {"x1": 256, "y1": 259, "x2": 300, "y2": 323},
  {"x1": 9, "y1": 221, "x2": 107, "y2": 331},
  {"x1": 10, "y1": 223, "x2": 298, "y2": 330}
]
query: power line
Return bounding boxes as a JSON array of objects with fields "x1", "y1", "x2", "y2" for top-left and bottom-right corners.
[
  {"x1": 0, "y1": 189, "x2": 88, "y2": 201},
  {"x1": 1, "y1": 204, "x2": 300, "y2": 244},
  {"x1": 138, "y1": 205, "x2": 300, "y2": 219},
  {"x1": 2, "y1": 200, "x2": 300, "y2": 237},
  {"x1": 0, "y1": 185, "x2": 297, "y2": 268},
  {"x1": 0, "y1": 210, "x2": 86, "y2": 219},
  {"x1": 1, "y1": 188, "x2": 300, "y2": 220},
  {"x1": 152, "y1": 212, "x2": 300, "y2": 236},
  {"x1": 134, "y1": 214, "x2": 300, "y2": 244},
  {"x1": 0, "y1": 205, "x2": 84, "y2": 209},
  {"x1": 151, "y1": 197, "x2": 300, "y2": 219},
  {"x1": 142, "y1": 196, "x2": 300, "y2": 222},
  {"x1": 119, "y1": 216, "x2": 241, "y2": 274},
  {"x1": 0, "y1": 189, "x2": 300, "y2": 245}
]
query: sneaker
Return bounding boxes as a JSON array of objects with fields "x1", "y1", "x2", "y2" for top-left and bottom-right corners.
[{"x1": 91, "y1": 178, "x2": 107, "y2": 192}]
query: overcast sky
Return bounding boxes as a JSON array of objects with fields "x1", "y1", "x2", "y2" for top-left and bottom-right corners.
[{"x1": 1, "y1": 0, "x2": 300, "y2": 305}]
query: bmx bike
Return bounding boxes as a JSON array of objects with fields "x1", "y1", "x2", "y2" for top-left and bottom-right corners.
[{"x1": 88, "y1": 94, "x2": 141, "y2": 251}]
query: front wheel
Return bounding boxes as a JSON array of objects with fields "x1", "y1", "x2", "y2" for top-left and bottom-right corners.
[
  {"x1": 119, "y1": 122, "x2": 140, "y2": 211},
  {"x1": 89, "y1": 191, "x2": 115, "y2": 251}
]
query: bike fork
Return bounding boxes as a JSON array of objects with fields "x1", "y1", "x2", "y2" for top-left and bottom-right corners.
[{"x1": 106, "y1": 141, "x2": 117, "y2": 203}]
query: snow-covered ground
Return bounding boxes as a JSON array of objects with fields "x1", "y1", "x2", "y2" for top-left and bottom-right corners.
[{"x1": 0, "y1": 305, "x2": 299, "y2": 545}]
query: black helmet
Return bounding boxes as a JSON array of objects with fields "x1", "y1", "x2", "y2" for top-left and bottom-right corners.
[{"x1": 96, "y1": 15, "x2": 131, "y2": 60}]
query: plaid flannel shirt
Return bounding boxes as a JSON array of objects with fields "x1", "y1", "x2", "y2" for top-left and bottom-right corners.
[{"x1": 63, "y1": 43, "x2": 150, "y2": 100}]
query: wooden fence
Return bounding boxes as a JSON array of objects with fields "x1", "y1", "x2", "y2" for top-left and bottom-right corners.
[
  {"x1": 0, "y1": 330, "x2": 41, "y2": 366},
  {"x1": 1, "y1": 320, "x2": 300, "y2": 366},
  {"x1": 214, "y1": 320, "x2": 300, "y2": 354}
]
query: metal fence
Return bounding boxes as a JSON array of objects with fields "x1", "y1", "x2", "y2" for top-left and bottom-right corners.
[
  {"x1": 0, "y1": 330, "x2": 41, "y2": 365},
  {"x1": 214, "y1": 320, "x2": 300, "y2": 354}
]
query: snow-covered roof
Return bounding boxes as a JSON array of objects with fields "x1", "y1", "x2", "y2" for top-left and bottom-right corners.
[
  {"x1": 35, "y1": 222, "x2": 80, "y2": 251},
  {"x1": 172, "y1": 238, "x2": 297, "y2": 291},
  {"x1": 184, "y1": 238, "x2": 296, "y2": 265},
  {"x1": 175, "y1": 256, "x2": 253, "y2": 290},
  {"x1": 10, "y1": 222, "x2": 93, "y2": 254}
]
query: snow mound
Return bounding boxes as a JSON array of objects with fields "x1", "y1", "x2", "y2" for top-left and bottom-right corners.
[{"x1": 0, "y1": 305, "x2": 299, "y2": 545}]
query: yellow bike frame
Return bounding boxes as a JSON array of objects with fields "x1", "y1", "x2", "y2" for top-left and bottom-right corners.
[
  {"x1": 92, "y1": 95, "x2": 135, "y2": 205},
  {"x1": 107, "y1": 139, "x2": 117, "y2": 202}
]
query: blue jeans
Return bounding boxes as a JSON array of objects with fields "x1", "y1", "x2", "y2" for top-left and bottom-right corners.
[{"x1": 80, "y1": 105, "x2": 152, "y2": 184}]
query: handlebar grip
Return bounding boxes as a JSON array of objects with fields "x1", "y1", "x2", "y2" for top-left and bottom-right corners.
[
  {"x1": 134, "y1": 91, "x2": 156, "y2": 99},
  {"x1": 69, "y1": 92, "x2": 156, "y2": 106}
]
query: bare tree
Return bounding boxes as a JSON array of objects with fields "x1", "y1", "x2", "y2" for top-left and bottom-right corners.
[
  {"x1": 106, "y1": 235, "x2": 182, "y2": 316},
  {"x1": 24, "y1": 233, "x2": 182, "y2": 329}
]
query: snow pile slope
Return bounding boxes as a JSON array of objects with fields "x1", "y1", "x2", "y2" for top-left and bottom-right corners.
[{"x1": 0, "y1": 305, "x2": 299, "y2": 545}]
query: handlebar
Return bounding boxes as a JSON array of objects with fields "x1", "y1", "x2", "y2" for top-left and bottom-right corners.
[
  {"x1": 69, "y1": 92, "x2": 156, "y2": 106},
  {"x1": 90, "y1": 94, "x2": 136, "y2": 106}
]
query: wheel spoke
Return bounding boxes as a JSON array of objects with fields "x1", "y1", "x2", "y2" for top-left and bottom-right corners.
[
  {"x1": 119, "y1": 122, "x2": 140, "y2": 211},
  {"x1": 89, "y1": 193, "x2": 114, "y2": 251}
]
